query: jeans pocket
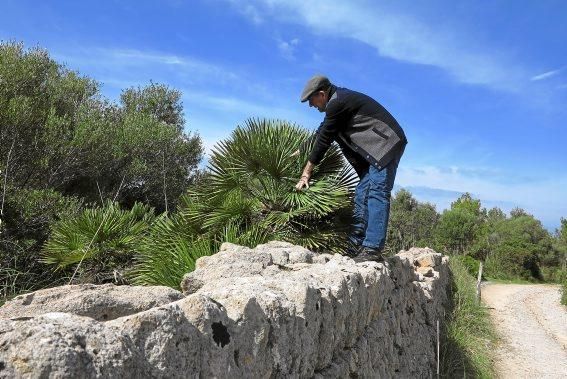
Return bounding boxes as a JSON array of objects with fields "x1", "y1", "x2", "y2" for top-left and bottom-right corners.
[{"x1": 367, "y1": 165, "x2": 388, "y2": 188}]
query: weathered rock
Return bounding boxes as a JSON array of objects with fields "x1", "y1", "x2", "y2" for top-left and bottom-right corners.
[
  {"x1": 0, "y1": 312, "x2": 147, "y2": 378},
  {"x1": 0, "y1": 243, "x2": 450, "y2": 378},
  {"x1": 0, "y1": 283, "x2": 183, "y2": 321},
  {"x1": 417, "y1": 267, "x2": 435, "y2": 277},
  {"x1": 398, "y1": 247, "x2": 443, "y2": 268}
]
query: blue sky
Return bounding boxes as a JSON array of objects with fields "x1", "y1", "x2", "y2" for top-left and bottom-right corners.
[{"x1": 1, "y1": 0, "x2": 566, "y2": 230}]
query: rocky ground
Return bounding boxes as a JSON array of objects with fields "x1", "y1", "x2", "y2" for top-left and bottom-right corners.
[{"x1": 482, "y1": 283, "x2": 567, "y2": 379}]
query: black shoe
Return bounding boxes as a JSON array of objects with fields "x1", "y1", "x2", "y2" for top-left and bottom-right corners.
[
  {"x1": 353, "y1": 247, "x2": 384, "y2": 263},
  {"x1": 345, "y1": 243, "x2": 361, "y2": 258}
]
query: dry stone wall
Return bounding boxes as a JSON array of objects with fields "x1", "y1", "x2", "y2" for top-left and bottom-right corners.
[{"x1": 0, "y1": 241, "x2": 450, "y2": 378}]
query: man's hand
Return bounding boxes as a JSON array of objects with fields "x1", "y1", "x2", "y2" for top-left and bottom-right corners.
[
  {"x1": 295, "y1": 175, "x2": 310, "y2": 190},
  {"x1": 295, "y1": 161, "x2": 315, "y2": 191}
]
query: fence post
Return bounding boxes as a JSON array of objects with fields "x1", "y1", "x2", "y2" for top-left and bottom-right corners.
[{"x1": 476, "y1": 261, "x2": 484, "y2": 305}]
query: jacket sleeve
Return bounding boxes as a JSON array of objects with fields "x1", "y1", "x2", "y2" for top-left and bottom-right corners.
[{"x1": 308, "y1": 99, "x2": 349, "y2": 164}]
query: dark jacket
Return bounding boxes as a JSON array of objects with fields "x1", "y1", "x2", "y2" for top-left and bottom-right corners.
[{"x1": 307, "y1": 85, "x2": 407, "y2": 173}]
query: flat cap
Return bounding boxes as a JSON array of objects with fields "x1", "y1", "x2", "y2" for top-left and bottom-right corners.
[{"x1": 300, "y1": 75, "x2": 331, "y2": 102}]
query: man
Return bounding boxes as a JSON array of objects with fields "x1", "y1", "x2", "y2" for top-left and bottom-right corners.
[{"x1": 295, "y1": 75, "x2": 407, "y2": 262}]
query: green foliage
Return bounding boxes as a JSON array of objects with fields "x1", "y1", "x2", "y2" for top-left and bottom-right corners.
[
  {"x1": 450, "y1": 254, "x2": 481, "y2": 278},
  {"x1": 441, "y1": 257, "x2": 496, "y2": 378},
  {"x1": 386, "y1": 189, "x2": 438, "y2": 254},
  {"x1": 484, "y1": 211, "x2": 551, "y2": 281},
  {"x1": 120, "y1": 82, "x2": 184, "y2": 129},
  {"x1": 1, "y1": 186, "x2": 83, "y2": 242},
  {"x1": 434, "y1": 193, "x2": 486, "y2": 255},
  {"x1": 130, "y1": 214, "x2": 270, "y2": 289},
  {"x1": 0, "y1": 187, "x2": 83, "y2": 301},
  {"x1": 0, "y1": 41, "x2": 203, "y2": 211},
  {"x1": 550, "y1": 218, "x2": 567, "y2": 283},
  {"x1": 182, "y1": 118, "x2": 356, "y2": 253},
  {"x1": 131, "y1": 214, "x2": 215, "y2": 289},
  {"x1": 42, "y1": 201, "x2": 155, "y2": 283},
  {"x1": 0, "y1": 42, "x2": 98, "y2": 190},
  {"x1": 0, "y1": 41, "x2": 203, "y2": 290},
  {"x1": 132, "y1": 118, "x2": 356, "y2": 287}
]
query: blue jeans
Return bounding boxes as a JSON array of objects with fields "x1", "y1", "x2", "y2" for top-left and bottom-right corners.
[{"x1": 349, "y1": 154, "x2": 401, "y2": 251}]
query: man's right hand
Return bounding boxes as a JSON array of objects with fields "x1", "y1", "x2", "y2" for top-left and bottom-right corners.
[
  {"x1": 295, "y1": 161, "x2": 315, "y2": 190},
  {"x1": 290, "y1": 149, "x2": 300, "y2": 158},
  {"x1": 295, "y1": 175, "x2": 310, "y2": 190}
]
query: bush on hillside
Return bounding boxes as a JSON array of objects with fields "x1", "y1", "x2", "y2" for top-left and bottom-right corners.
[
  {"x1": 0, "y1": 42, "x2": 203, "y2": 212},
  {"x1": 450, "y1": 254, "x2": 481, "y2": 278},
  {"x1": 484, "y1": 244, "x2": 542, "y2": 281}
]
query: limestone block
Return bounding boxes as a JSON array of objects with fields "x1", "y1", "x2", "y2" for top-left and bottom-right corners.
[
  {"x1": 0, "y1": 312, "x2": 147, "y2": 378},
  {"x1": 0, "y1": 284, "x2": 183, "y2": 321}
]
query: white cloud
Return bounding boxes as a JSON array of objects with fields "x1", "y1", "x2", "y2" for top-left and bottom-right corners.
[
  {"x1": 277, "y1": 38, "x2": 299, "y2": 60},
  {"x1": 396, "y1": 164, "x2": 567, "y2": 228},
  {"x1": 531, "y1": 66, "x2": 565, "y2": 81},
  {"x1": 226, "y1": 0, "x2": 529, "y2": 92},
  {"x1": 52, "y1": 46, "x2": 276, "y2": 100},
  {"x1": 236, "y1": 3, "x2": 264, "y2": 24},
  {"x1": 58, "y1": 48, "x2": 234, "y2": 88},
  {"x1": 183, "y1": 91, "x2": 278, "y2": 116}
]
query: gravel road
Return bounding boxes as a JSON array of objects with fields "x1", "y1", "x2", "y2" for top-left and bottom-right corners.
[{"x1": 482, "y1": 283, "x2": 567, "y2": 379}]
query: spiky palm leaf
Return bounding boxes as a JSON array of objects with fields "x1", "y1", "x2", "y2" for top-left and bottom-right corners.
[
  {"x1": 130, "y1": 216, "x2": 272, "y2": 289},
  {"x1": 183, "y1": 118, "x2": 356, "y2": 252},
  {"x1": 42, "y1": 201, "x2": 155, "y2": 282},
  {"x1": 129, "y1": 213, "x2": 214, "y2": 288},
  {"x1": 132, "y1": 118, "x2": 357, "y2": 288}
]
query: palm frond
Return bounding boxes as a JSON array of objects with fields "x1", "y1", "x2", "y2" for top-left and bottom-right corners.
[
  {"x1": 133, "y1": 118, "x2": 357, "y2": 288},
  {"x1": 42, "y1": 201, "x2": 155, "y2": 275}
]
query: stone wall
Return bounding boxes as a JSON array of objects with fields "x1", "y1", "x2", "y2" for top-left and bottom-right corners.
[{"x1": 0, "y1": 241, "x2": 449, "y2": 378}]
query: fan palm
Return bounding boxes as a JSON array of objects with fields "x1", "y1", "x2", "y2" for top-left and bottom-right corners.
[
  {"x1": 197, "y1": 118, "x2": 356, "y2": 250},
  {"x1": 42, "y1": 201, "x2": 155, "y2": 283},
  {"x1": 132, "y1": 118, "x2": 357, "y2": 288}
]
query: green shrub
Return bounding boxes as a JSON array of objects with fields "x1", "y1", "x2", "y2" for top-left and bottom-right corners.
[
  {"x1": 485, "y1": 244, "x2": 542, "y2": 281},
  {"x1": 42, "y1": 201, "x2": 155, "y2": 283},
  {"x1": 1, "y1": 187, "x2": 83, "y2": 302},
  {"x1": 539, "y1": 266, "x2": 566, "y2": 284},
  {"x1": 450, "y1": 254, "x2": 481, "y2": 278},
  {"x1": 130, "y1": 214, "x2": 270, "y2": 289}
]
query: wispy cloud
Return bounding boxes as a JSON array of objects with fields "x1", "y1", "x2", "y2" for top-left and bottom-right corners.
[
  {"x1": 55, "y1": 47, "x2": 240, "y2": 83},
  {"x1": 531, "y1": 66, "x2": 565, "y2": 81},
  {"x1": 225, "y1": 0, "x2": 529, "y2": 92},
  {"x1": 183, "y1": 92, "x2": 278, "y2": 116},
  {"x1": 236, "y1": 3, "x2": 264, "y2": 24},
  {"x1": 52, "y1": 46, "x2": 278, "y2": 101},
  {"x1": 396, "y1": 164, "x2": 567, "y2": 228},
  {"x1": 277, "y1": 38, "x2": 299, "y2": 60}
]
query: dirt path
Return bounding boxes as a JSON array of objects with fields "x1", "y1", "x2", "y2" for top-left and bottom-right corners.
[{"x1": 482, "y1": 283, "x2": 567, "y2": 379}]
